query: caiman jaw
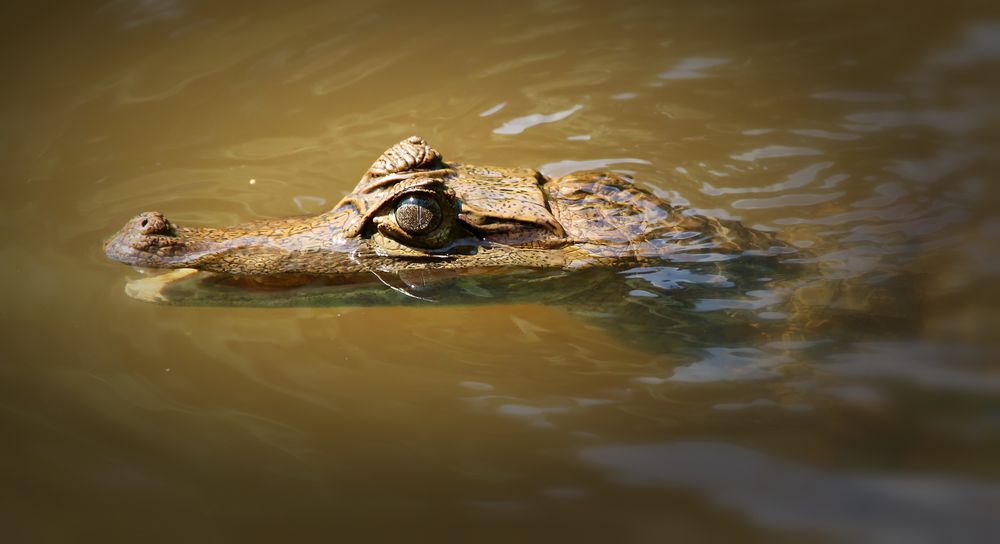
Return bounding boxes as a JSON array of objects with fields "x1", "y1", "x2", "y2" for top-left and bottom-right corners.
[{"x1": 105, "y1": 209, "x2": 372, "y2": 277}]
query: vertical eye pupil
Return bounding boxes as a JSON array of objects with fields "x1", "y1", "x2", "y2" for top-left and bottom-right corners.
[{"x1": 394, "y1": 195, "x2": 442, "y2": 235}]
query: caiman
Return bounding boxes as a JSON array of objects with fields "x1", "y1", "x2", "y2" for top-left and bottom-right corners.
[{"x1": 104, "y1": 136, "x2": 783, "y2": 281}]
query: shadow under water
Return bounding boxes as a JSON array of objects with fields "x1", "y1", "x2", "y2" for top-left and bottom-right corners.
[{"x1": 125, "y1": 253, "x2": 921, "y2": 356}]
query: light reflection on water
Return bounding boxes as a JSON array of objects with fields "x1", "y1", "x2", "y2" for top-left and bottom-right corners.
[
  {"x1": 2, "y1": 0, "x2": 999, "y2": 541},
  {"x1": 582, "y1": 442, "x2": 1000, "y2": 543}
]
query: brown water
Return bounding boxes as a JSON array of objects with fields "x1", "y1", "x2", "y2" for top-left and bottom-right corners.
[{"x1": 3, "y1": 1, "x2": 1000, "y2": 542}]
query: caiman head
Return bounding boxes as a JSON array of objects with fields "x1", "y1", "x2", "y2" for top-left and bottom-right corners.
[{"x1": 104, "y1": 136, "x2": 581, "y2": 279}]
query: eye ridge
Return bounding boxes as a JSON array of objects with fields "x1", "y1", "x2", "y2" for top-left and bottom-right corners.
[{"x1": 394, "y1": 194, "x2": 442, "y2": 235}]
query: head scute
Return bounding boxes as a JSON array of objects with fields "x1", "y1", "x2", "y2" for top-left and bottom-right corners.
[
  {"x1": 338, "y1": 136, "x2": 452, "y2": 236},
  {"x1": 366, "y1": 136, "x2": 442, "y2": 178}
]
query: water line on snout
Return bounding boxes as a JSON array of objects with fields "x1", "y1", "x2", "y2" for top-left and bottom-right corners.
[{"x1": 366, "y1": 268, "x2": 436, "y2": 303}]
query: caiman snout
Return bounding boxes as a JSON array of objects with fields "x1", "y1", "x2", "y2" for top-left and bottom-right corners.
[
  {"x1": 104, "y1": 211, "x2": 186, "y2": 268},
  {"x1": 135, "y1": 211, "x2": 175, "y2": 236}
]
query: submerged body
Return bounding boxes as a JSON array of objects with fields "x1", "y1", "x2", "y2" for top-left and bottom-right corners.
[{"x1": 105, "y1": 136, "x2": 781, "y2": 278}]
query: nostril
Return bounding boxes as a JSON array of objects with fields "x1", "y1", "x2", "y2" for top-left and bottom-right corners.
[{"x1": 136, "y1": 212, "x2": 174, "y2": 235}]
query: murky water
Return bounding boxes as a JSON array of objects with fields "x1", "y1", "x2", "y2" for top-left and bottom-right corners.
[{"x1": 3, "y1": 1, "x2": 1000, "y2": 541}]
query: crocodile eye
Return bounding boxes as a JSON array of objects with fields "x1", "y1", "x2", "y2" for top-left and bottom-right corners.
[{"x1": 394, "y1": 194, "x2": 442, "y2": 235}]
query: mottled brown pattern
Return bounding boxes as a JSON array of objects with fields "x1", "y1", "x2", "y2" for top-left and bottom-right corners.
[{"x1": 105, "y1": 136, "x2": 783, "y2": 278}]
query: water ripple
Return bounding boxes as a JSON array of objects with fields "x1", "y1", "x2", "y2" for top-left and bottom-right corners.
[
  {"x1": 100, "y1": 0, "x2": 185, "y2": 29},
  {"x1": 478, "y1": 102, "x2": 507, "y2": 117},
  {"x1": 694, "y1": 289, "x2": 789, "y2": 313},
  {"x1": 292, "y1": 195, "x2": 326, "y2": 213},
  {"x1": 886, "y1": 150, "x2": 974, "y2": 183},
  {"x1": 669, "y1": 347, "x2": 793, "y2": 382},
  {"x1": 539, "y1": 157, "x2": 650, "y2": 178},
  {"x1": 493, "y1": 104, "x2": 584, "y2": 135},
  {"x1": 924, "y1": 22, "x2": 1000, "y2": 69},
  {"x1": 730, "y1": 145, "x2": 823, "y2": 161},
  {"x1": 811, "y1": 90, "x2": 906, "y2": 103},
  {"x1": 222, "y1": 137, "x2": 323, "y2": 160},
  {"x1": 732, "y1": 192, "x2": 843, "y2": 209},
  {"x1": 702, "y1": 162, "x2": 833, "y2": 195},
  {"x1": 844, "y1": 110, "x2": 986, "y2": 134},
  {"x1": 852, "y1": 182, "x2": 908, "y2": 208},
  {"x1": 773, "y1": 203, "x2": 921, "y2": 226},
  {"x1": 789, "y1": 129, "x2": 862, "y2": 141},
  {"x1": 658, "y1": 57, "x2": 730, "y2": 80},
  {"x1": 825, "y1": 342, "x2": 1000, "y2": 392},
  {"x1": 625, "y1": 266, "x2": 733, "y2": 290},
  {"x1": 582, "y1": 442, "x2": 1000, "y2": 542}
]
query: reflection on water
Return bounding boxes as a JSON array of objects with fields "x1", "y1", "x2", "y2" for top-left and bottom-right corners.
[
  {"x1": 2, "y1": 0, "x2": 999, "y2": 541},
  {"x1": 657, "y1": 57, "x2": 731, "y2": 80},
  {"x1": 494, "y1": 104, "x2": 585, "y2": 135},
  {"x1": 583, "y1": 442, "x2": 1000, "y2": 543}
]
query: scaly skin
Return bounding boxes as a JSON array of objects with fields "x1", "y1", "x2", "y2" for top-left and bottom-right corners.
[{"x1": 104, "y1": 136, "x2": 781, "y2": 278}]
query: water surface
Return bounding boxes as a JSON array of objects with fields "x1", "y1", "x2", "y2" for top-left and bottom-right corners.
[{"x1": 2, "y1": 1, "x2": 999, "y2": 542}]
